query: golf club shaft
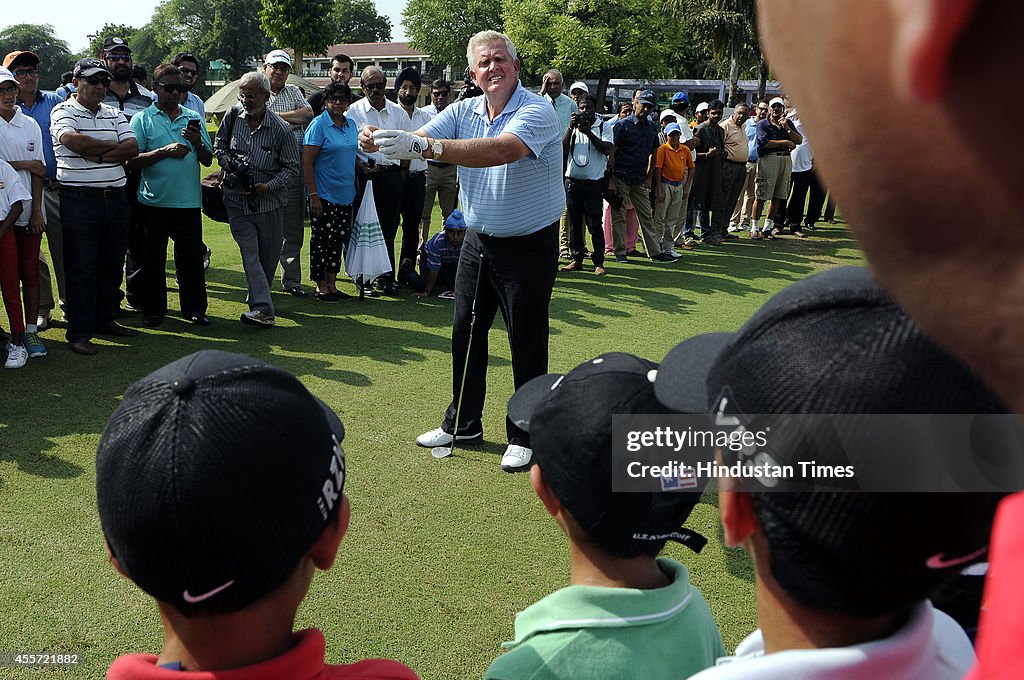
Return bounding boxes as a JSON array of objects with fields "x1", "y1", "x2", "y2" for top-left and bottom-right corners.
[{"x1": 449, "y1": 251, "x2": 487, "y2": 458}]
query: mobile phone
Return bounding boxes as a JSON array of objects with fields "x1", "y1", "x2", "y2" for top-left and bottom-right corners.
[{"x1": 187, "y1": 119, "x2": 200, "y2": 130}]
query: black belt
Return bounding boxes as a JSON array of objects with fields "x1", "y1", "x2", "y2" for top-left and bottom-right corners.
[
  {"x1": 767, "y1": 151, "x2": 790, "y2": 156},
  {"x1": 723, "y1": 158, "x2": 747, "y2": 165},
  {"x1": 60, "y1": 185, "x2": 124, "y2": 197},
  {"x1": 428, "y1": 161, "x2": 453, "y2": 168},
  {"x1": 567, "y1": 177, "x2": 604, "y2": 185},
  {"x1": 407, "y1": 171, "x2": 425, "y2": 177},
  {"x1": 661, "y1": 179, "x2": 683, "y2": 186},
  {"x1": 376, "y1": 165, "x2": 402, "y2": 173}
]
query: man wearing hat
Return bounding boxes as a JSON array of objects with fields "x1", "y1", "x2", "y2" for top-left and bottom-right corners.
[
  {"x1": 395, "y1": 67, "x2": 433, "y2": 277},
  {"x1": 563, "y1": 93, "x2": 614, "y2": 274},
  {"x1": 100, "y1": 36, "x2": 156, "y2": 312},
  {"x1": 568, "y1": 81, "x2": 588, "y2": 106},
  {"x1": 262, "y1": 49, "x2": 314, "y2": 298},
  {"x1": 610, "y1": 89, "x2": 681, "y2": 262},
  {"x1": 50, "y1": 58, "x2": 139, "y2": 355},
  {"x1": 96, "y1": 350, "x2": 418, "y2": 678},
  {"x1": 656, "y1": 267, "x2": 1010, "y2": 679},
  {"x1": 403, "y1": 208, "x2": 466, "y2": 298},
  {"x1": 485, "y1": 352, "x2": 724, "y2": 679},
  {"x1": 749, "y1": 96, "x2": 801, "y2": 240},
  {"x1": 5, "y1": 50, "x2": 66, "y2": 329}
]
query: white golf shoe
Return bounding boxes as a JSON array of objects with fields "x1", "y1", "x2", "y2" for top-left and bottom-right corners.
[
  {"x1": 415, "y1": 427, "x2": 483, "y2": 448},
  {"x1": 500, "y1": 444, "x2": 533, "y2": 472}
]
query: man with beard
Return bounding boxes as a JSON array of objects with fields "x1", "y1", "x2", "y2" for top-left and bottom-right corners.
[
  {"x1": 262, "y1": 49, "x2": 314, "y2": 298},
  {"x1": 308, "y1": 53, "x2": 355, "y2": 117},
  {"x1": 347, "y1": 66, "x2": 411, "y2": 297},
  {"x1": 418, "y1": 78, "x2": 458, "y2": 260},
  {"x1": 690, "y1": 100, "x2": 726, "y2": 246},
  {"x1": 394, "y1": 67, "x2": 433, "y2": 284},
  {"x1": 101, "y1": 37, "x2": 153, "y2": 312}
]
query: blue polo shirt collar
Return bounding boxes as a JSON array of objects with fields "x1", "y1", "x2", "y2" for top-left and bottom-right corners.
[{"x1": 471, "y1": 82, "x2": 528, "y2": 122}]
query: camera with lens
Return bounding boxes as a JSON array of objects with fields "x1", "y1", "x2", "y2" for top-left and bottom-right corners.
[
  {"x1": 576, "y1": 111, "x2": 596, "y2": 129},
  {"x1": 222, "y1": 154, "x2": 253, "y2": 192},
  {"x1": 455, "y1": 69, "x2": 483, "y2": 102}
]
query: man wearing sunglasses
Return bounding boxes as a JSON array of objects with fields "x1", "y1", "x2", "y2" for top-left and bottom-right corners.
[
  {"x1": 128, "y1": 64, "x2": 212, "y2": 329},
  {"x1": 50, "y1": 58, "x2": 139, "y2": 355},
  {"x1": 4, "y1": 50, "x2": 65, "y2": 330},
  {"x1": 100, "y1": 36, "x2": 154, "y2": 314}
]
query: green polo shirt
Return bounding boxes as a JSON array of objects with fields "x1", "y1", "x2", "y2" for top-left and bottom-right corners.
[
  {"x1": 130, "y1": 103, "x2": 211, "y2": 208},
  {"x1": 485, "y1": 558, "x2": 725, "y2": 679}
]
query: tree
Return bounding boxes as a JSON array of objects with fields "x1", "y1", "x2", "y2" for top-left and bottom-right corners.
[
  {"x1": 259, "y1": 0, "x2": 335, "y2": 68},
  {"x1": 674, "y1": 0, "x2": 761, "y2": 105},
  {"x1": 0, "y1": 23, "x2": 71, "y2": 89},
  {"x1": 403, "y1": 0, "x2": 503, "y2": 74},
  {"x1": 85, "y1": 24, "x2": 139, "y2": 59},
  {"x1": 331, "y1": 0, "x2": 392, "y2": 44},
  {"x1": 207, "y1": 0, "x2": 271, "y2": 80},
  {"x1": 502, "y1": 0, "x2": 678, "y2": 108}
]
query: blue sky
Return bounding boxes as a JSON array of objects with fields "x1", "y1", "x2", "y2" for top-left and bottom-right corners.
[{"x1": 3, "y1": 1, "x2": 409, "y2": 53}]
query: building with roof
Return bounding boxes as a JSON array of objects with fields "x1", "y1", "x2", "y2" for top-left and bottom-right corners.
[{"x1": 299, "y1": 42, "x2": 450, "y2": 89}]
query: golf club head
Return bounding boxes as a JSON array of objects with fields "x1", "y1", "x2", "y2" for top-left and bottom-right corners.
[{"x1": 431, "y1": 445, "x2": 453, "y2": 459}]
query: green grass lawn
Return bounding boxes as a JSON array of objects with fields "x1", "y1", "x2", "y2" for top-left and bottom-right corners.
[{"x1": 0, "y1": 207, "x2": 863, "y2": 679}]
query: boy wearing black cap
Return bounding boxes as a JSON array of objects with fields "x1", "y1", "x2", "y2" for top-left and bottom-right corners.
[
  {"x1": 655, "y1": 267, "x2": 1011, "y2": 679},
  {"x1": 96, "y1": 350, "x2": 418, "y2": 679},
  {"x1": 485, "y1": 352, "x2": 724, "y2": 679}
]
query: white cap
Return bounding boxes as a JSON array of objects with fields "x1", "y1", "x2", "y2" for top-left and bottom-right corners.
[
  {"x1": 569, "y1": 81, "x2": 588, "y2": 94},
  {"x1": 659, "y1": 109, "x2": 678, "y2": 122},
  {"x1": 0, "y1": 67, "x2": 16, "y2": 88},
  {"x1": 264, "y1": 49, "x2": 292, "y2": 67},
  {"x1": 695, "y1": 101, "x2": 709, "y2": 113},
  {"x1": 769, "y1": 96, "x2": 785, "y2": 107}
]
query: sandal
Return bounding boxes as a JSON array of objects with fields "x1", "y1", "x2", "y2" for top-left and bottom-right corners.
[{"x1": 763, "y1": 230, "x2": 776, "y2": 240}]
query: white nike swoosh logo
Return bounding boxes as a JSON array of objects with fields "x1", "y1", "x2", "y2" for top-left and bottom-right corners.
[
  {"x1": 182, "y1": 579, "x2": 236, "y2": 603},
  {"x1": 925, "y1": 547, "x2": 987, "y2": 570}
]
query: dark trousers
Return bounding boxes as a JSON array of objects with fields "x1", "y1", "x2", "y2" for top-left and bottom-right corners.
[
  {"x1": 824, "y1": 191, "x2": 837, "y2": 221},
  {"x1": 60, "y1": 188, "x2": 130, "y2": 341},
  {"x1": 787, "y1": 168, "x2": 826, "y2": 227},
  {"x1": 357, "y1": 167, "x2": 403, "y2": 274},
  {"x1": 441, "y1": 223, "x2": 559, "y2": 446},
  {"x1": 123, "y1": 171, "x2": 144, "y2": 308},
  {"x1": 566, "y1": 178, "x2": 605, "y2": 266},
  {"x1": 406, "y1": 259, "x2": 457, "y2": 293},
  {"x1": 141, "y1": 205, "x2": 207, "y2": 318},
  {"x1": 714, "y1": 161, "x2": 748, "y2": 235},
  {"x1": 400, "y1": 171, "x2": 426, "y2": 266}
]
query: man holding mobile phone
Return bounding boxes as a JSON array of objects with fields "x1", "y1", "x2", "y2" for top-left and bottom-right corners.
[{"x1": 127, "y1": 63, "x2": 212, "y2": 328}]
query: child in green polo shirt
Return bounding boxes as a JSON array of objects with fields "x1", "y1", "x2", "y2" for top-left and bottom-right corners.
[{"x1": 487, "y1": 353, "x2": 725, "y2": 680}]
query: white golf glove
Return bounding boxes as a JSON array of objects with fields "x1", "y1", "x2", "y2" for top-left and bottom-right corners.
[{"x1": 373, "y1": 129, "x2": 429, "y2": 160}]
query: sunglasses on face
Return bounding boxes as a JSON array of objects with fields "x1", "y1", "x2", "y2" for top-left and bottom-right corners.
[
  {"x1": 83, "y1": 76, "x2": 111, "y2": 87},
  {"x1": 362, "y1": 81, "x2": 385, "y2": 90},
  {"x1": 431, "y1": 91, "x2": 449, "y2": 98},
  {"x1": 157, "y1": 82, "x2": 189, "y2": 93},
  {"x1": 178, "y1": 67, "x2": 197, "y2": 76},
  {"x1": 326, "y1": 96, "x2": 349, "y2": 104},
  {"x1": 14, "y1": 68, "x2": 38, "y2": 78},
  {"x1": 0, "y1": 85, "x2": 18, "y2": 95},
  {"x1": 106, "y1": 54, "x2": 131, "y2": 62}
]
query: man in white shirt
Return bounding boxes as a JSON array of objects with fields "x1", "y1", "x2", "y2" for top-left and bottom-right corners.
[
  {"x1": 562, "y1": 94, "x2": 613, "y2": 275},
  {"x1": 347, "y1": 66, "x2": 411, "y2": 296},
  {"x1": 419, "y1": 78, "x2": 458, "y2": 258},
  {"x1": 395, "y1": 68, "x2": 434, "y2": 283}
]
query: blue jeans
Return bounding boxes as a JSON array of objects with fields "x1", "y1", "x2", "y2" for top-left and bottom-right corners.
[{"x1": 60, "y1": 187, "x2": 130, "y2": 341}]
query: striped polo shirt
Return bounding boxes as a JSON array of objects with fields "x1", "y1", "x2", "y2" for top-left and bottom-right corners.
[
  {"x1": 213, "y1": 106, "x2": 300, "y2": 215},
  {"x1": 51, "y1": 97, "x2": 134, "y2": 187},
  {"x1": 267, "y1": 84, "x2": 311, "y2": 148},
  {"x1": 420, "y1": 83, "x2": 564, "y2": 237}
]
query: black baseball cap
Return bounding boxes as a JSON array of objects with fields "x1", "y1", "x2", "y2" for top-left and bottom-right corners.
[
  {"x1": 654, "y1": 266, "x2": 1013, "y2": 615},
  {"x1": 102, "y1": 36, "x2": 132, "y2": 53},
  {"x1": 509, "y1": 352, "x2": 707, "y2": 557},
  {"x1": 73, "y1": 58, "x2": 111, "y2": 79},
  {"x1": 96, "y1": 351, "x2": 347, "y2": 613}
]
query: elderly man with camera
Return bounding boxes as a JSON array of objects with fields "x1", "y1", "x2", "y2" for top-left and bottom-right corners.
[
  {"x1": 562, "y1": 94, "x2": 613, "y2": 274},
  {"x1": 214, "y1": 71, "x2": 299, "y2": 327}
]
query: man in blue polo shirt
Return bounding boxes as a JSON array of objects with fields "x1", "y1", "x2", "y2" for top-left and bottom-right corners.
[
  {"x1": 363, "y1": 30, "x2": 563, "y2": 472},
  {"x1": 5, "y1": 50, "x2": 66, "y2": 328},
  {"x1": 127, "y1": 64, "x2": 212, "y2": 327}
]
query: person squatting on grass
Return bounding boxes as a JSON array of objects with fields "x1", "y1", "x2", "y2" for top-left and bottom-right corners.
[
  {"x1": 401, "y1": 208, "x2": 466, "y2": 299},
  {"x1": 96, "y1": 349, "x2": 419, "y2": 679},
  {"x1": 485, "y1": 352, "x2": 724, "y2": 679},
  {"x1": 361, "y1": 30, "x2": 564, "y2": 473},
  {"x1": 655, "y1": 267, "x2": 1009, "y2": 679}
]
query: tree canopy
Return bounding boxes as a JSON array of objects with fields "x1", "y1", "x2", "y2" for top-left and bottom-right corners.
[
  {"x1": 0, "y1": 23, "x2": 71, "y2": 89},
  {"x1": 332, "y1": 0, "x2": 392, "y2": 44},
  {"x1": 259, "y1": 0, "x2": 336, "y2": 66},
  {"x1": 403, "y1": 0, "x2": 503, "y2": 74}
]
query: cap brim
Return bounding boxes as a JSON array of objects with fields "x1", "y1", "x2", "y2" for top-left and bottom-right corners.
[
  {"x1": 654, "y1": 333, "x2": 733, "y2": 413},
  {"x1": 507, "y1": 374, "x2": 564, "y2": 433},
  {"x1": 78, "y1": 67, "x2": 113, "y2": 78}
]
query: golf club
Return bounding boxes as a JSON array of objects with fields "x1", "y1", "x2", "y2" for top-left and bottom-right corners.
[{"x1": 432, "y1": 251, "x2": 487, "y2": 459}]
